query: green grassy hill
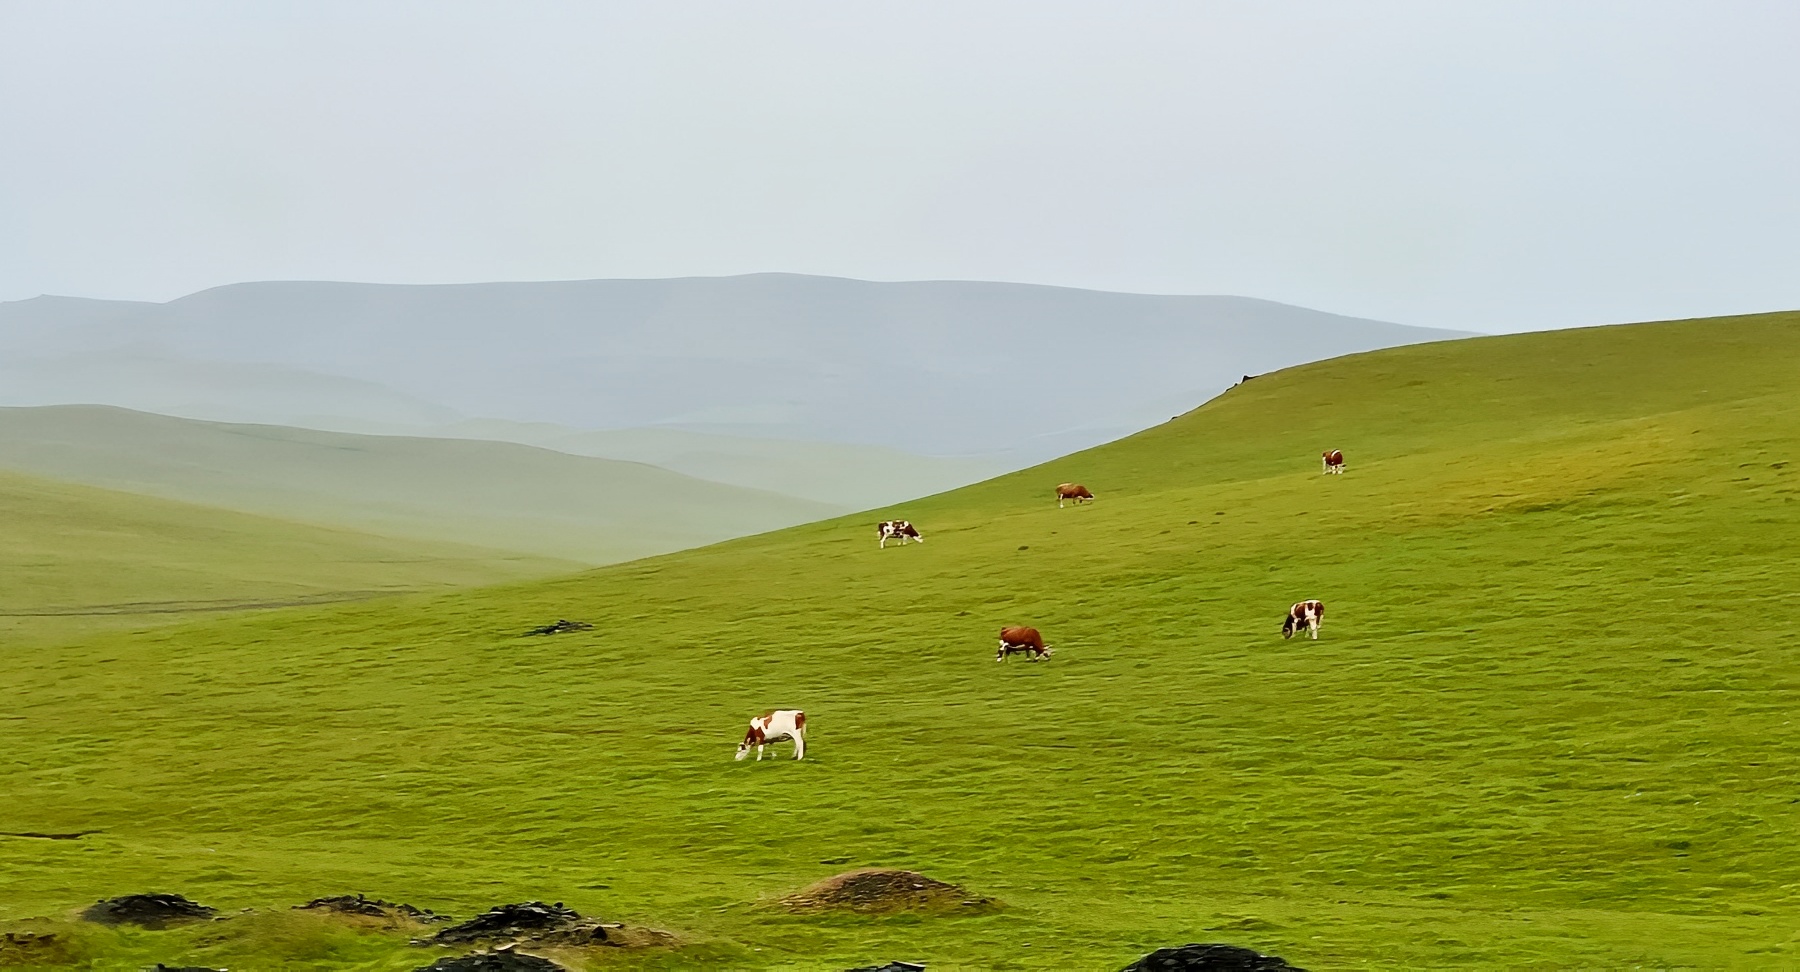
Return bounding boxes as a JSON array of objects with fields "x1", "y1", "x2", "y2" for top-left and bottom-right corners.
[
  {"x1": 0, "y1": 406, "x2": 843, "y2": 564},
  {"x1": 0, "y1": 470, "x2": 574, "y2": 648},
  {"x1": 3, "y1": 312, "x2": 1798, "y2": 969}
]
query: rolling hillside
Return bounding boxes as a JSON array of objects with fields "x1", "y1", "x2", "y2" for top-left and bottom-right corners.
[
  {"x1": 0, "y1": 470, "x2": 573, "y2": 649},
  {"x1": 3, "y1": 313, "x2": 1797, "y2": 969},
  {"x1": 423, "y1": 419, "x2": 1007, "y2": 508},
  {"x1": 0, "y1": 405, "x2": 842, "y2": 564}
]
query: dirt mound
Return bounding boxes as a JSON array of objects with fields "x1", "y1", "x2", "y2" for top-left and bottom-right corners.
[
  {"x1": 780, "y1": 869, "x2": 997, "y2": 915},
  {"x1": 297, "y1": 893, "x2": 446, "y2": 925},
  {"x1": 80, "y1": 893, "x2": 216, "y2": 928},
  {"x1": 430, "y1": 902, "x2": 580, "y2": 945},
  {"x1": 416, "y1": 947, "x2": 568, "y2": 972},
  {"x1": 524, "y1": 619, "x2": 592, "y2": 636},
  {"x1": 1119, "y1": 943, "x2": 1308, "y2": 971},
  {"x1": 1, "y1": 931, "x2": 76, "y2": 966},
  {"x1": 427, "y1": 901, "x2": 676, "y2": 951}
]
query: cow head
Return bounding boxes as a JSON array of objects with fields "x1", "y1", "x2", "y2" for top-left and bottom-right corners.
[
  {"x1": 1281, "y1": 614, "x2": 1297, "y2": 639},
  {"x1": 734, "y1": 723, "x2": 766, "y2": 760}
]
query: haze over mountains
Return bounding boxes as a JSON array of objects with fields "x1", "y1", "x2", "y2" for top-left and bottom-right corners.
[{"x1": 0, "y1": 274, "x2": 1468, "y2": 463}]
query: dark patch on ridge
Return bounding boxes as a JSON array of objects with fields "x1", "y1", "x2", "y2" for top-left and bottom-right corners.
[
  {"x1": 416, "y1": 949, "x2": 567, "y2": 972},
  {"x1": 81, "y1": 893, "x2": 216, "y2": 929},
  {"x1": 296, "y1": 893, "x2": 446, "y2": 921},
  {"x1": 524, "y1": 619, "x2": 592, "y2": 636},
  {"x1": 430, "y1": 902, "x2": 581, "y2": 945},
  {"x1": 1120, "y1": 942, "x2": 1307, "y2": 971}
]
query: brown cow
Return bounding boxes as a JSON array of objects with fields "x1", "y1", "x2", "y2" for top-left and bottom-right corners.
[
  {"x1": 735, "y1": 709, "x2": 806, "y2": 761},
  {"x1": 1282, "y1": 600, "x2": 1325, "y2": 640},
  {"x1": 1055, "y1": 483, "x2": 1094, "y2": 507},
  {"x1": 1322, "y1": 450, "x2": 1344, "y2": 475},
  {"x1": 997, "y1": 626, "x2": 1054, "y2": 662}
]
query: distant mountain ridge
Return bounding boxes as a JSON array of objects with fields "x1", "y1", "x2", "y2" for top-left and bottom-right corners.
[{"x1": 0, "y1": 274, "x2": 1469, "y2": 461}]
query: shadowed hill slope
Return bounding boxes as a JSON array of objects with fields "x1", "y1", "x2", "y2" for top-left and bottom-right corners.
[
  {"x1": 0, "y1": 470, "x2": 574, "y2": 648},
  {"x1": 0, "y1": 405, "x2": 843, "y2": 564},
  {"x1": 2, "y1": 312, "x2": 1796, "y2": 969}
]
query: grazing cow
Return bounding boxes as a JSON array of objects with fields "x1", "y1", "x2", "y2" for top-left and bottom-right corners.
[
  {"x1": 1322, "y1": 450, "x2": 1345, "y2": 475},
  {"x1": 877, "y1": 519, "x2": 924, "y2": 548},
  {"x1": 1055, "y1": 483, "x2": 1095, "y2": 507},
  {"x1": 735, "y1": 709, "x2": 807, "y2": 761},
  {"x1": 997, "y1": 626, "x2": 1054, "y2": 662},
  {"x1": 1282, "y1": 600, "x2": 1325, "y2": 640}
]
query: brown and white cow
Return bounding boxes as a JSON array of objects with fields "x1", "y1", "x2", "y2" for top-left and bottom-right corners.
[
  {"x1": 1282, "y1": 600, "x2": 1325, "y2": 640},
  {"x1": 1055, "y1": 483, "x2": 1094, "y2": 507},
  {"x1": 997, "y1": 626, "x2": 1054, "y2": 662},
  {"x1": 877, "y1": 520, "x2": 923, "y2": 548},
  {"x1": 1321, "y1": 450, "x2": 1344, "y2": 475},
  {"x1": 735, "y1": 709, "x2": 807, "y2": 761}
]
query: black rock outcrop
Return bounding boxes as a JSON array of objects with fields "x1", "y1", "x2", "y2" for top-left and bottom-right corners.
[
  {"x1": 430, "y1": 902, "x2": 582, "y2": 945},
  {"x1": 415, "y1": 950, "x2": 567, "y2": 972},
  {"x1": 1120, "y1": 943, "x2": 1307, "y2": 972},
  {"x1": 81, "y1": 894, "x2": 216, "y2": 929}
]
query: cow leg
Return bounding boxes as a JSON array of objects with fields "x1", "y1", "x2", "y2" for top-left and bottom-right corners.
[
  {"x1": 756, "y1": 743, "x2": 766, "y2": 761},
  {"x1": 793, "y1": 730, "x2": 805, "y2": 760}
]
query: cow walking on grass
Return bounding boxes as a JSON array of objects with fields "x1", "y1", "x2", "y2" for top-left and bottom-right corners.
[
  {"x1": 1322, "y1": 450, "x2": 1345, "y2": 475},
  {"x1": 997, "y1": 626, "x2": 1054, "y2": 662},
  {"x1": 877, "y1": 520, "x2": 923, "y2": 548},
  {"x1": 1055, "y1": 483, "x2": 1094, "y2": 507},
  {"x1": 1282, "y1": 600, "x2": 1325, "y2": 640},
  {"x1": 736, "y1": 709, "x2": 807, "y2": 761}
]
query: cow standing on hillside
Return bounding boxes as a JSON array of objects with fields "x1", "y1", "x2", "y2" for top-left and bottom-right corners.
[
  {"x1": 997, "y1": 626, "x2": 1054, "y2": 662},
  {"x1": 735, "y1": 709, "x2": 807, "y2": 761},
  {"x1": 877, "y1": 520, "x2": 924, "y2": 548},
  {"x1": 1282, "y1": 600, "x2": 1325, "y2": 640},
  {"x1": 1322, "y1": 450, "x2": 1345, "y2": 475},
  {"x1": 1055, "y1": 483, "x2": 1094, "y2": 507}
]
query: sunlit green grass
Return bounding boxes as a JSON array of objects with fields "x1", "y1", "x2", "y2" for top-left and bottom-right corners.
[{"x1": 3, "y1": 312, "x2": 1799, "y2": 969}]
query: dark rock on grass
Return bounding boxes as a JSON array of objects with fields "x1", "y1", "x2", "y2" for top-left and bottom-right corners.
[
  {"x1": 780, "y1": 869, "x2": 998, "y2": 915},
  {"x1": 81, "y1": 893, "x2": 216, "y2": 929},
  {"x1": 423, "y1": 900, "x2": 678, "y2": 951},
  {"x1": 846, "y1": 963, "x2": 927, "y2": 972},
  {"x1": 416, "y1": 948, "x2": 568, "y2": 972},
  {"x1": 430, "y1": 902, "x2": 581, "y2": 945},
  {"x1": 144, "y1": 965, "x2": 226, "y2": 972},
  {"x1": 297, "y1": 893, "x2": 446, "y2": 922},
  {"x1": 524, "y1": 619, "x2": 592, "y2": 636},
  {"x1": 1120, "y1": 943, "x2": 1307, "y2": 972}
]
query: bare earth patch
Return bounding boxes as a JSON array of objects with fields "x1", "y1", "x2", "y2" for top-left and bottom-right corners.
[
  {"x1": 1119, "y1": 943, "x2": 1308, "y2": 971},
  {"x1": 779, "y1": 869, "x2": 999, "y2": 915},
  {"x1": 296, "y1": 893, "x2": 447, "y2": 929},
  {"x1": 79, "y1": 894, "x2": 216, "y2": 929},
  {"x1": 423, "y1": 901, "x2": 678, "y2": 956},
  {"x1": 0, "y1": 928, "x2": 77, "y2": 967}
]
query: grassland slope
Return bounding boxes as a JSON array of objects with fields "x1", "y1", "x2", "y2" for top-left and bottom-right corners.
[
  {"x1": 0, "y1": 470, "x2": 574, "y2": 648},
  {"x1": 2, "y1": 312, "x2": 1798, "y2": 970},
  {"x1": 0, "y1": 405, "x2": 843, "y2": 564}
]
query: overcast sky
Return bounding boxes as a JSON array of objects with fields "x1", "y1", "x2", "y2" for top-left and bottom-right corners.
[{"x1": 3, "y1": 1, "x2": 1795, "y2": 332}]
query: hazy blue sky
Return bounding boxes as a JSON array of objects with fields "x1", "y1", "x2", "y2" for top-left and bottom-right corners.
[{"x1": 4, "y1": 1, "x2": 1795, "y2": 331}]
